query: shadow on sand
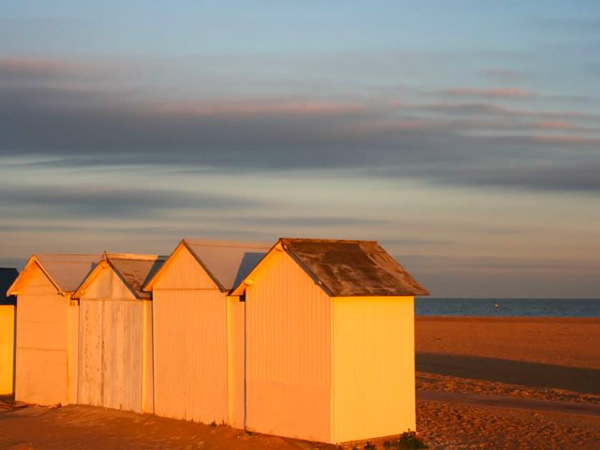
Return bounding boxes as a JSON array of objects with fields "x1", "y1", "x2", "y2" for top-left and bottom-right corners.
[{"x1": 416, "y1": 352, "x2": 600, "y2": 395}]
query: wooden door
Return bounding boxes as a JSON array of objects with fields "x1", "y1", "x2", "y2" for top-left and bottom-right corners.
[{"x1": 78, "y1": 299, "x2": 143, "y2": 412}]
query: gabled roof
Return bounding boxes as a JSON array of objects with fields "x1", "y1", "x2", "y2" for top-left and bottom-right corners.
[
  {"x1": 232, "y1": 238, "x2": 429, "y2": 297},
  {"x1": 7, "y1": 254, "x2": 99, "y2": 296},
  {"x1": 1, "y1": 268, "x2": 19, "y2": 304},
  {"x1": 144, "y1": 238, "x2": 271, "y2": 292},
  {"x1": 73, "y1": 253, "x2": 166, "y2": 300}
]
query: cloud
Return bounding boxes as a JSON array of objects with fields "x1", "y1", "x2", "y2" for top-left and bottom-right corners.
[
  {"x1": 481, "y1": 68, "x2": 527, "y2": 81},
  {"x1": 0, "y1": 258, "x2": 26, "y2": 270},
  {"x1": 407, "y1": 101, "x2": 599, "y2": 121},
  {"x1": 1, "y1": 57, "x2": 599, "y2": 195},
  {"x1": 153, "y1": 99, "x2": 367, "y2": 118},
  {"x1": 534, "y1": 134, "x2": 600, "y2": 145},
  {"x1": 439, "y1": 87, "x2": 534, "y2": 99},
  {"x1": 535, "y1": 17, "x2": 600, "y2": 34},
  {"x1": 536, "y1": 120, "x2": 580, "y2": 131},
  {"x1": 0, "y1": 185, "x2": 265, "y2": 218},
  {"x1": 237, "y1": 216, "x2": 388, "y2": 228},
  {"x1": 405, "y1": 161, "x2": 600, "y2": 193},
  {"x1": 0, "y1": 59, "x2": 72, "y2": 77}
]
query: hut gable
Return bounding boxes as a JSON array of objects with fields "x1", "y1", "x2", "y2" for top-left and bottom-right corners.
[
  {"x1": 108, "y1": 254, "x2": 165, "y2": 299},
  {"x1": 232, "y1": 238, "x2": 428, "y2": 297},
  {"x1": 7, "y1": 255, "x2": 94, "y2": 406},
  {"x1": 142, "y1": 241, "x2": 219, "y2": 291},
  {"x1": 144, "y1": 239, "x2": 270, "y2": 292},
  {"x1": 73, "y1": 253, "x2": 165, "y2": 301},
  {"x1": 7, "y1": 254, "x2": 99, "y2": 297}
]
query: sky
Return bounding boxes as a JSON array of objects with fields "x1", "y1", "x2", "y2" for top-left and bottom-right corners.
[{"x1": 1, "y1": 1, "x2": 599, "y2": 298}]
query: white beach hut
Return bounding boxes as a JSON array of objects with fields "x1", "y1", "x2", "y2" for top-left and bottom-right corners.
[
  {"x1": 6, "y1": 254, "x2": 98, "y2": 405},
  {"x1": 230, "y1": 238, "x2": 429, "y2": 444},
  {"x1": 0, "y1": 268, "x2": 19, "y2": 395},
  {"x1": 72, "y1": 252, "x2": 165, "y2": 413},
  {"x1": 143, "y1": 239, "x2": 270, "y2": 426}
]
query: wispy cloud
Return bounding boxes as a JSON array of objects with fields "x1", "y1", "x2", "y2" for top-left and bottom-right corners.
[
  {"x1": 481, "y1": 68, "x2": 527, "y2": 81},
  {"x1": 535, "y1": 17, "x2": 600, "y2": 34},
  {"x1": 438, "y1": 87, "x2": 535, "y2": 99},
  {"x1": 0, "y1": 185, "x2": 266, "y2": 218},
  {"x1": 0, "y1": 58, "x2": 73, "y2": 76},
  {"x1": 1, "y1": 56, "x2": 599, "y2": 195},
  {"x1": 151, "y1": 99, "x2": 367, "y2": 118}
]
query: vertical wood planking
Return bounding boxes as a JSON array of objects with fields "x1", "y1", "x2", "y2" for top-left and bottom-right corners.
[
  {"x1": 245, "y1": 251, "x2": 332, "y2": 442},
  {"x1": 67, "y1": 300, "x2": 79, "y2": 404},
  {"x1": 153, "y1": 288, "x2": 228, "y2": 423},
  {"x1": 0, "y1": 305, "x2": 15, "y2": 395},
  {"x1": 14, "y1": 263, "x2": 70, "y2": 405},
  {"x1": 332, "y1": 296, "x2": 416, "y2": 443},
  {"x1": 227, "y1": 296, "x2": 245, "y2": 429},
  {"x1": 77, "y1": 267, "x2": 148, "y2": 413}
]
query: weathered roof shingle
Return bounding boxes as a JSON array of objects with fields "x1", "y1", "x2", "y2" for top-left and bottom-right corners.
[
  {"x1": 280, "y1": 238, "x2": 429, "y2": 297},
  {"x1": 105, "y1": 253, "x2": 166, "y2": 299}
]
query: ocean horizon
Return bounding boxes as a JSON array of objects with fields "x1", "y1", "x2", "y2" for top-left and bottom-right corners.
[{"x1": 416, "y1": 298, "x2": 600, "y2": 318}]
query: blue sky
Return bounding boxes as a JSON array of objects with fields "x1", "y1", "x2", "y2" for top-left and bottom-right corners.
[{"x1": 1, "y1": 1, "x2": 599, "y2": 297}]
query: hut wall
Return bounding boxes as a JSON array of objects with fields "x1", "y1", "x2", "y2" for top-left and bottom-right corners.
[
  {"x1": 142, "y1": 299, "x2": 154, "y2": 413},
  {"x1": 226, "y1": 296, "x2": 245, "y2": 429},
  {"x1": 152, "y1": 247, "x2": 228, "y2": 424},
  {"x1": 0, "y1": 305, "x2": 15, "y2": 394},
  {"x1": 14, "y1": 264, "x2": 71, "y2": 405},
  {"x1": 245, "y1": 251, "x2": 331, "y2": 442},
  {"x1": 67, "y1": 301, "x2": 79, "y2": 404},
  {"x1": 77, "y1": 268, "x2": 151, "y2": 413},
  {"x1": 331, "y1": 296, "x2": 415, "y2": 443}
]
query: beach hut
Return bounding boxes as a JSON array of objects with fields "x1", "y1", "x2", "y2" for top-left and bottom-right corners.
[
  {"x1": 143, "y1": 239, "x2": 270, "y2": 426},
  {"x1": 230, "y1": 238, "x2": 429, "y2": 444},
  {"x1": 6, "y1": 254, "x2": 98, "y2": 405},
  {"x1": 72, "y1": 252, "x2": 164, "y2": 413},
  {"x1": 0, "y1": 268, "x2": 19, "y2": 395}
]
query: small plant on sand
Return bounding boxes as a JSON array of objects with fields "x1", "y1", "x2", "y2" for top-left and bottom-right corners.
[
  {"x1": 382, "y1": 431, "x2": 427, "y2": 449},
  {"x1": 364, "y1": 442, "x2": 377, "y2": 450},
  {"x1": 210, "y1": 421, "x2": 217, "y2": 427}
]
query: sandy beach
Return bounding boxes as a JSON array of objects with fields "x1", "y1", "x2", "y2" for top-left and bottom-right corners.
[
  {"x1": 415, "y1": 316, "x2": 600, "y2": 449},
  {"x1": 1, "y1": 316, "x2": 599, "y2": 449}
]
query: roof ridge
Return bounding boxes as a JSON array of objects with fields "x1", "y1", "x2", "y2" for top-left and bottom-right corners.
[
  {"x1": 33, "y1": 253, "x2": 99, "y2": 257},
  {"x1": 183, "y1": 238, "x2": 270, "y2": 248},
  {"x1": 104, "y1": 252, "x2": 166, "y2": 261},
  {"x1": 280, "y1": 237, "x2": 378, "y2": 244}
]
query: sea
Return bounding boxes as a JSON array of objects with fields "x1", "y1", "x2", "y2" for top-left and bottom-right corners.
[{"x1": 415, "y1": 298, "x2": 600, "y2": 318}]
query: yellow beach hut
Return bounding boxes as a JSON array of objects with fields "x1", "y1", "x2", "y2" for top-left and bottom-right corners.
[
  {"x1": 0, "y1": 268, "x2": 19, "y2": 395},
  {"x1": 230, "y1": 238, "x2": 429, "y2": 444},
  {"x1": 143, "y1": 239, "x2": 270, "y2": 426},
  {"x1": 72, "y1": 252, "x2": 165, "y2": 413},
  {"x1": 6, "y1": 254, "x2": 98, "y2": 405}
]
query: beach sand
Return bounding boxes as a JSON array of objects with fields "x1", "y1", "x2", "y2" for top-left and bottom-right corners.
[
  {"x1": 0, "y1": 317, "x2": 599, "y2": 449},
  {"x1": 415, "y1": 317, "x2": 600, "y2": 449}
]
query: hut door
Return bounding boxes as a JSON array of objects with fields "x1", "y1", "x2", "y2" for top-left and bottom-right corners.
[{"x1": 78, "y1": 299, "x2": 144, "y2": 412}]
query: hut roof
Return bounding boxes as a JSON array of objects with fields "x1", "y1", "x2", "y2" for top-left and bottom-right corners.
[
  {"x1": 7, "y1": 254, "x2": 99, "y2": 296},
  {"x1": 144, "y1": 239, "x2": 271, "y2": 292},
  {"x1": 233, "y1": 238, "x2": 429, "y2": 297},
  {"x1": 105, "y1": 253, "x2": 166, "y2": 299},
  {"x1": 0, "y1": 268, "x2": 19, "y2": 304},
  {"x1": 71, "y1": 253, "x2": 165, "y2": 300}
]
